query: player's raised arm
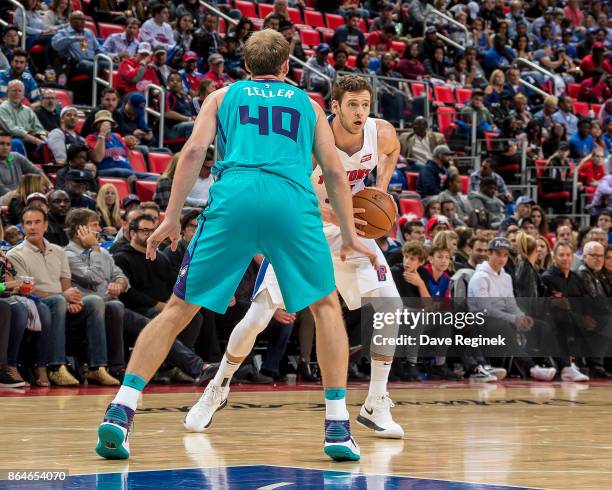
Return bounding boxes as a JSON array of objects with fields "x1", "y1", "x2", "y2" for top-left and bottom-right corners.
[{"x1": 374, "y1": 119, "x2": 401, "y2": 192}]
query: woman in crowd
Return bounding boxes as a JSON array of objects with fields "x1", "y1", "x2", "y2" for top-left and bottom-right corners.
[
  {"x1": 484, "y1": 69, "x2": 506, "y2": 108},
  {"x1": 395, "y1": 43, "x2": 425, "y2": 80},
  {"x1": 96, "y1": 183, "x2": 121, "y2": 238},
  {"x1": 7, "y1": 174, "x2": 53, "y2": 226},
  {"x1": 192, "y1": 79, "x2": 216, "y2": 113},
  {"x1": 530, "y1": 205, "x2": 550, "y2": 240},
  {"x1": 421, "y1": 199, "x2": 442, "y2": 227},
  {"x1": 536, "y1": 235, "x2": 553, "y2": 272},
  {"x1": 174, "y1": 13, "x2": 195, "y2": 53},
  {"x1": 175, "y1": 0, "x2": 205, "y2": 27},
  {"x1": 44, "y1": 0, "x2": 72, "y2": 27},
  {"x1": 471, "y1": 18, "x2": 491, "y2": 56},
  {"x1": 514, "y1": 231, "x2": 547, "y2": 297}
]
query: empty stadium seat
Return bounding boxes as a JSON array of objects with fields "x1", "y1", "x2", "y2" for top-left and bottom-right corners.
[
  {"x1": 535, "y1": 159, "x2": 571, "y2": 203},
  {"x1": 287, "y1": 7, "x2": 302, "y2": 24},
  {"x1": 75, "y1": 118, "x2": 85, "y2": 134},
  {"x1": 148, "y1": 152, "x2": 173, "y2": 174},
  {"x1": 455, "y1": 88, "x2": 472, "y2": 105},
  {"x1": 399, "y1": 198, "x2": 424, "y2": 218},
  {"x1": 434, "y1": 85, "x2": 455, "y2": 105},
  {"x1": 572, "y1": 101, "x2": 590, "y2": 116},
  {"x1": 436, "y1": 106, "x2": 456, "y2": 139},
  {"x1": 304, "y1": 10, "x2": 325, "y2": 28},
  {"x1": 567, "y1": 83, "x2": 581, "y2": 99},
  {"x1": 235, "y1": 0, "x2": 257, "y2": 18},
  {"x1": 135, "y1": 180, "x2": 157, "y2": 202},
  {"x1": 325, "y1": 13, "x2": 344, "y2": 30},
  {"x1": 84, "y1": 20, "x2": 98, "y2": 37},
  {"x1": 129, "y1": 151, "x2": 148, "y2": 173},
  {"x1": 258, "y1": 3, "x2": 274, "y2": 17},
  {"x1": 404, "y1": 172, "x2": 419, "y2": 191},
  {"x1": 347, "y1": 55, "x2": 356, "y2": 68},
  {"x1": 410, "y1": 82, "x2": 426, "y2": 98},
  {"x1": 390, "y1": 40, "x2": 406, "y2": 57},
  {"x1": 307, "y1": 92, "x2": 325, "y2": 109},
  {"x1": 98, "y1": 23, "x2": 123, "y2": 39},
  {"x1": 99, "y1": 178, "x2": 131, "y2": 202},
  {"x1": 291, "y1": 67, "x2": 303, "y2": 84},
  {"x1": 299, "y1": 29, "x2": 321, "y2": 48}
]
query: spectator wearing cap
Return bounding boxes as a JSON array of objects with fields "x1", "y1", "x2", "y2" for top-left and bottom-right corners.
[
  {"x1": 55, "y1": 143, "x2": 98, "y2": 194},
  {"x1": 580, "y1": 42, "x2": 608, "y2": 77},
  {"x1": 416, "y1": 145, "x2": 452, "y2": 198},
  {"x1": 140, "y1": 4, "x2": 176, "y2": 52},
  {"x1": 25, "y1": 192, "x2": 48, "y2": 212},
  {"x1": 467, "y1": 176, "x2": 507, "y2": 230},
  {"x1": 417, "y1": 26, "x2": 439, "y2": 62},
  {"x1": 114, "y1": 92, "x2": 154, "y2": 148},
  {"x1": 85, "y1": 110, "x2": 157, "y2": 182},
  {"x1": 0, "y1": 48, "x2": 41, "y2": 107},
  {"x1": 34, "y1": 89, "x2": 61, "y2": 133},
  {"x1": 369, "y1": 3, "x2": 395, "y2": 33},
  {"x1": 179, "y1": 51, "x2": 204, "y2": 95},
  {"x1": 47, "y1": 106, "x2": 87, "y2": 165},
  {"x1": 204, "y1": 53, "x2": 233, "y2": 90},
  {"x1": 124, "y1": 194, "x2": 141, "y2": 216},
  {"x1": 148, "y1": 46, "x2": 172, "y2": 87},
  {"x1": 115, "y1": 42, "x2": 158, "y2": 95},
  {"x1": 399, "y1": 116, "x2": 445, "y2": 167},
  {"x1": 164, "y1": 72, "x2": 196, "y2": 142},
  {"x1": 0, "y1": 132, "x2": 41, "y2": 199},
  {"x1": 302, "y1": 43, "x2": 335, "y2": 94},
  {"x1": 500, "y1": 195, "x2": 534, "y2": 231},
  {"x1": 552, "y1": 96, "x2": 578, "y2": 137},
  {"x1": 331, "y1": 11, "x2": 366, "y2": 56},
  {"x1": 102, "y1": 17, "x2": 141, "y2": 59},
  {"x1": 51, "y1": 11, "x2": 107, "y2": 77},
  {"x1": 468, "y1": 237, "x2": 558, "y2": 382},
  {"x1": 63, "y1": 169, "x2": 97, "y2": 211},
  {"x1": 0, "y1": 26, "x2": 21, "y2": 71}
]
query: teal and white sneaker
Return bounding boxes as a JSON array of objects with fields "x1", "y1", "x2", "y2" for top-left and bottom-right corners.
[
  {"x1": 96, "y1": 403, "x2": 134, "y2": 460},
  {"x1": 184, "y1": 381, "x2": 229, "y2": 432},
  {"x1": 324, "y1": 419, "x2": 361, "y2": 461}
]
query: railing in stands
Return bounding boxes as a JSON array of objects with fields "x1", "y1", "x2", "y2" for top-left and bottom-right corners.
[
  {"x1": 198, "y1": 0, "x2": 332, "y2": 99},
  {"x1": 424, "y1": 9, "x2": 468, "y2": 48},
  {"x1": 6, "y1": 0, "x2": 27, "y2": 50},
  {"x1": 435, "y1": 33, "x2": 465, "y2": 53},
  {"x1": 337, "y1": 70, "x2": 430, "y2": 125},
  {"x1": 518, "y1": 78, "x2": 548, "y2": 98},
  {"x1": 91, "y1": 53, "x2": 114, "y2": 107},
  {"x1": 144, "y1": 83, "x2": 166, "y2": 145},
  {"x1": 513, "y1": 57, "x2": 555, "y2": 96}
]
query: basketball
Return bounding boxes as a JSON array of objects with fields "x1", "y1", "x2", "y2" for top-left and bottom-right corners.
[{"x1": 352, "y1": 187, "x2": 397, "y2": 239}]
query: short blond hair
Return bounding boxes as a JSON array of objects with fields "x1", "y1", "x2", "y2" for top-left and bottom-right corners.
[{"x1": 244, "y1": 29, "x2": 290, "y2": 77}]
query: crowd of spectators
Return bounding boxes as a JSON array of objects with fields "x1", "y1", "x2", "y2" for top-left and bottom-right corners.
[{"x1": 1, "y1": 0, "x2": 612, "y2": 389}]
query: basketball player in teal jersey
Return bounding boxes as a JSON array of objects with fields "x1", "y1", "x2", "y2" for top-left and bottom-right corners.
[{"x1": 95, "y1": 29, "x2": 374, "y2": 462}]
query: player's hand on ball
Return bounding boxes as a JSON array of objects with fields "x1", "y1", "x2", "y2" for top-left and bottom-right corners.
[
  {"x1": 340, "y1": 238, "x2": 378, "y2": 268},
  {"x1": 353, "y1": 208, "x2": 368, "y2": 236},
  {"x1": 146, "y1": 217, "x2": 181, "y2": 260}
]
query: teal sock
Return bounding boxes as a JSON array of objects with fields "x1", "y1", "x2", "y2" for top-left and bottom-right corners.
[
  {"x1": 325, "y1": 387, "x2": 349, "y2": 420},
  {"x1": 112, "y1": 373, "x2": 146, "y2": 410}
]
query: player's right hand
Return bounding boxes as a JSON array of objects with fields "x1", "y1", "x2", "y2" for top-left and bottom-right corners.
[
  {"x1": 340, "y1": 238, "x2": 378, "y2": 268},
  {"x1": 321, "y1": 206, "x2": 368, "y2": 236},
  {"x1": 146, "y1": 217, "x2": 181, "y2": 260}
]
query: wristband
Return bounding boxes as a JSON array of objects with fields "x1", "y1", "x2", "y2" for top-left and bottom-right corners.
[{"x1": 0, "y1": 282, "x2": 5, "y2": 293}]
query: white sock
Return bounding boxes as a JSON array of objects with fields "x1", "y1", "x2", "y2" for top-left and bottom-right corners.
[
  {"x1": 368, "y1": 359, "x2": 392, "y2": 398},
  {"x1": 325, "y1": 388, "x2": 350, "y2": 420},
  {"x1": 212, "y1": 354, "x2": 241, "y2": 387},
  {"x1": 112, "y1": 385, "x2": 140, "y2": 411}
]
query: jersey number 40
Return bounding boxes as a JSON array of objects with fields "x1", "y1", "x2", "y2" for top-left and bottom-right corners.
[{"x1": 239, "y1": 105, "x2": 301, "y2": 142}]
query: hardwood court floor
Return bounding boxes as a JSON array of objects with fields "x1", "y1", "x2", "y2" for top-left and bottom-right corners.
[{"x1": 1, "y1": 381, "x2": 612, "y2": 489}]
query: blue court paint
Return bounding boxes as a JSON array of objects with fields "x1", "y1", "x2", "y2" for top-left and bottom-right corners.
[{"x1": 0, "y1": 465, "x2": 532, "y2": 490}]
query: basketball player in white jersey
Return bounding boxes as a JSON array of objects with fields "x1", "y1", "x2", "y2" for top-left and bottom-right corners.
[{"x1": 185, "y1": 75, "x2": 405, "y2": 443}]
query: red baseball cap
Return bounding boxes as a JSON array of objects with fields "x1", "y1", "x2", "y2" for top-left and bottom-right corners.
[{"x1": 183, "y1": 51, "x2": 198, "y2": 62}]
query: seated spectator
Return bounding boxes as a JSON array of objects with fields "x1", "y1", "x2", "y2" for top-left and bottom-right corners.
[
  {"x1": 469, "y1": 158, "x2": 513, "y2": 204},
  {"x1": 0, "y1": 25, "x2": 21, "y2": 72},
  {"x1": 176, "y1": 0, "x2": 205, "y2": 27},
  {"x1": 468, "y1": 237, "x2": 557, "y2": 381},
  {"x1": 395, "y1": 42, "x2": 426, "y2": 80},
  {"x1": 500, "y1": 195, "x2": 534, "y2": 231},
  {"x1": 391, "y1": 240, "x2": 430, "y2": 298},
  {"x1": 139, "y1": 4, "x2": 175, "y2": 52},
  {"x1": 7, "y1": 206, "x2": 117, "y2": 386},
  {"x1": 179, "y1": 51, "x2": 204, "y2": 95},
  {"x1": 164, "y1": 71, "x2": 196, "y2": 141},
  {"x1": 552, "y1": 96, "x2": 578, "y2": 137},
  {"x1": 33, "y1": 89, "x2": 61, "y2": 133},
  {"x1": 467, "y1": 176, "x2": 506, "y2": 229},
  {"x1": 569, "y1": 119, "x2": 596, "y2": 160},
  {"x1": 192, "y1": 79, "x2": 216, "y2": 113},
  {"x1": 376, "y1": 53, "x2": 406, "y2": 125},
  {"x1": 542, "y1": 122, "x2": 568, "y2": 158},
  {"x1": 115, "y1": 92, "x2": 154, "y2": 148},
  {"x1": 387, "y1": 220, "x2": 425, "y2": 267},
  {"x1": 513, "y1": 231, "x2": 547, "y2": 298},
  {"x1": 421, "y1": 199, "x2": 441, "y2": 227},
  {"x1": 418, "y1": 26, "x2": 439, "y2": 61},
  {"x1": 367, "y1": 25, "x2": 397, "y2": 58},
  {"x1": 580, "y1": 42, "x2": 607, "y2": 77},
  {"x1": 115, "y1": 42, "x2": 158, "y2": 95},
  {"x1": 484, "y1": 34, "x2": 516, "y2": 73},
  {"x1": 370, "y1": 3, "x2": 395, "y2": 32},
  {"x1": 439, "y1": 171, "x2": 472, "y2": 223},
  {"x1": 302, "y1": 44, "x2": 335, "y2": 94},
  {"x1": 185, "y1": 147, "x2": 215, "y2": 208},
  {"x1": 398, "y1": 116, "x2": 445, "y2": 167},
  {"x1": 173, "y1": 13, "x2": 195, "y2": 52},
  {"x1": 0, "y1": 48, "x2": 41, "y2": 107},
  {"x1": 0, "y1": 80, "x2": 47, "y2": 155},
  {"x1": 331, "y1": 11, "x2": 366, "y2": 55},
  {"x1": 96, "y1": 183, "x2": 121, "y2": 237},
  {"x1": 153, "y1": 152, "x2": 178, "y2": 210},
  {"x1": 332, "y1": 49, "x2": 353, "y2": 73},
  {"x1": 447, "y1": 56, "x2": 473, "y2": 87},
  {"x1": 592, "y1": 172, "x2": 612, "y2": 215},
  {"x1": 51, "y1": 11, "x2": 106, "y2": 77},
  {"x1": 578, "y1": 149, "x2": 606, "y2": 188},
  {"x1": 221, "y1": 35, "x2": 246, "y2": 81},
  {"x1": 460, "y1": 90, "x2": 497, "y2": 136},
  {"x1": 0, "y1": 132, "x2": 42, "y2": 199},
  {"x1": 162, "y1": 209, "x2": 200, "y2": 278},
  {"x1": 81, "y1": 88, "x2": 120, "y2": 137},
  {"x1": 90, "y1": 0, "x2": 130, "y2": 24},
  {"x1": 423, "y1": 44, "x2": 449, "y2": 81},
  {"x1": 45, "y1": 189, "x2": 71, "y2": 246},
  {"x1": 465, "y1": 47, "x2": 488, "y2": 89},
  {"x1": 6, "y1": 173, "x2": 52, "y2": 226},
  {"x1": 595, "y1": 211, "x2": 612, "y2": 243},
  {"x1": 109, "y1": 205, "x2": 142, "y2": 253},
  {"x1": 579, "y1": 69, "x2": 605, "y2": 103},
  {"x1": 85, "y1": 110, "x2": 157, "y2": 182},
  {"x1": 510, "y1": 94, "x2": 532, "y2": 133},
  {"x1": 455, "y1": 235, "x2": 489, "y2": 275},
  {"x1": 102, "y1": 17, "x2": 141, "y2": 59},
  {"x1": 534, "y1": 95, "x2": 558, "y2": 134},
  {"x1": 63, "y1": 169, "x2": 97, "y2": 211},
  {"x1": 55, "y1": 143, "x2": 98, "y2": 193},
  {"x1": 47, "y1": 106, "x2": 87, "y2": 165},
  {"x1": 484, "y1": 69, "x2": 506, "y2": 107},
  {"x1": 416, "y1": 145, "x2": 451, "y2": 198}
]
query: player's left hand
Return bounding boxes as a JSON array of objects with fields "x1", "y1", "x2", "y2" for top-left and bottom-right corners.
[
  {"x1": 146, "y1": 217, "x2": 181, "y2": 260},
  {"x1": 340, "y1": 238, "x2": 378, "y2": 268}
]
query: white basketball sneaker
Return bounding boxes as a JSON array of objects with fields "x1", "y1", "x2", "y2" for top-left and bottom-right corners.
[
  {"x1": 561, "y1": 363, "x2": 589, "y2": 382},
  {"x1": 184, "y1": 381, "x2": 230, "y2": 432},
  {"x1": 356, "y1": 393, "x2": 404, "y2": 439},
  {"x1": 530, "y1": 365, "x2": 557, "y2": 381},
  {"x1": 484, "y1": 365, "x2": 507, "y2": 380}
]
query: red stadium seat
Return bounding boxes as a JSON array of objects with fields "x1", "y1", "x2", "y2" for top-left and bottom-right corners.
[
  {"x1": 71, "y1": 0, "x2": 82, "y2": 10},
  {"x1": 320, "y1": 29, "x2": 334, "y2": 44},
  {"x1": 219, "y1": 18, "x2": 227, "y2": 34},
  {"x1": 258, "y1": 3, "x2": 274, "y2": 18},
  {"x1": 461, "y1": 175, "x2": 469, "y2": 194},
  {"x1": 404, "y1": 172, "x2": 419, "y2": 191},
  {"x1": 484, "y1": 131, "x2": 498, "y2": 151},
  {"x1": 325, "y1": 13, "x2": 345, "y2": 30},
  {"x1": 308, "y1": 92, "x2": 325, "y2": 109},
  {"x1": 84, "y1": 20, "x2": 98, "y2": 37},
  {"x1": 436, "y1": 106, "x2": 456, "y2": 139},
  {"x1": 98, "y1": 23, "x2": 123, "y2": 39},
  {"x1": 148, "y1": 152, "x2": 173, "y2": 174},
  {"x1": 99, "y1": 178, "x2": 131, "y2": 202},
  {"x1": 52, "y1": 89, "x2": 72, "y2": 106},
  {"x1": 347, "y1": 55, "x2": 356, "y2": 68},
  {"x1": 136, "y1": 180, "x2": 157, "y2": 202},
  {"x1": 410, "y1": 82, "x2": 426, "y2": 98},
  {"x1": 129, "y1": 150, "x2": 148, "y2": 173},
  {"x1": 535, "y1": 159, "x2": 571, "y2": 202},
  {"x1": 287, "y1": 7, "x2": 302, "y2": 24},
  {"x1": 399, "y1": 198, "x2": 424, "y2": 218},
  {"x1": 567, "y1": 83, "x2": 581, "y2": 99},
  {"x1": 299, "y1": 28, "x2": 321, "y2": 48},
  {"x1": 434, "y1": 85, "x2": 455, "y2": 105},
  {"x1": 304, "y1": 10, "x2": 325, "y2": 28},
  {"x1": 455, "y1": 88, "x2": 472, "y2": 105},
  {"x1": 390, "y1": 40, "x2": 406, "y2": 56},
  {"x1": 592, "y1": 103, "x2": 602, "y2": 115},
  {"x1": 29, "y1": 44, "x2": 46, "y2": 55},
  {"x1": 235, "y1": 0, "x2": 257, "y2": 18},
  {"x1": 75, "y1": 118, "x2": 85, "y2": 134},
  {"x1": 291, "y1": 67, "x2": 303, "y2": 84},
  {"x1": 572, "y1": 100, "x2": 589, "y2": 116},
  {"x1": 358, "y1": 18, "x2": 367, "y2": 31}
]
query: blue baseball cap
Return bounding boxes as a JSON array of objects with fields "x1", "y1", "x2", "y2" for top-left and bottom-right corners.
[{"x1": 128, "y1": 92, "x2": 146, "y2": 114}]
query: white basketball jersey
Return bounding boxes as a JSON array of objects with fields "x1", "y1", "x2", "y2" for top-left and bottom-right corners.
[{"x1": 311, "y1": 117, "x2": 379, "y2": 206}]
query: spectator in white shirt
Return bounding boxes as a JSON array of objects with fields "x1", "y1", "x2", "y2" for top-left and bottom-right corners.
[{"x1": 140, "y1": 4, "x2": 175, "y2": 52}]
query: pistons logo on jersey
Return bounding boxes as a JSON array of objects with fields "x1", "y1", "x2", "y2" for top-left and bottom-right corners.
[{"x1": 376, "y1": 265, "x2": 388, "y2": 282}]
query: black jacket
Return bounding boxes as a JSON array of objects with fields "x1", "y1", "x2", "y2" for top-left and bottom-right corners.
[
  {"x1": 44, "y1": 213, "x2": 68, "y2": 247},
  {"x1": 513, "y1": 259, "x2": 547, "y2": 298},
  {"x1": 113, "y1": 245, "x2": 175, "y2": 315}
]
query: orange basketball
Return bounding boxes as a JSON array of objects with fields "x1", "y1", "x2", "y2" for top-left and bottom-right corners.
[{"x1": 352, "y1": 187, "x2": 398, "y2": 239}]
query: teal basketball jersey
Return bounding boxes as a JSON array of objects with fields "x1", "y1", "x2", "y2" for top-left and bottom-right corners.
[{"x1": 215, "y1": 79, "x2": 317, "y2": 191}]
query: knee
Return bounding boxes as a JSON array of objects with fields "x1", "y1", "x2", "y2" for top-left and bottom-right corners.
[{"x1": 83, "y1": 295, "x2": 105, "y2": 314}]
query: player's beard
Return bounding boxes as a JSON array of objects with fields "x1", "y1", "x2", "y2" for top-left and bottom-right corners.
[{"x1": 337, "y1": 110, "x2": 363, "y2": 135}]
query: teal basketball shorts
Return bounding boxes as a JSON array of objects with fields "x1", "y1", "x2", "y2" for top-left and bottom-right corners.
[{"x1": 173, "y1": 168, "x2": 336, "y2": 313}]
